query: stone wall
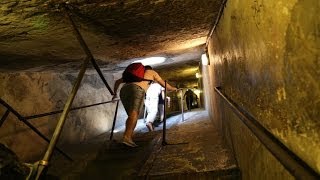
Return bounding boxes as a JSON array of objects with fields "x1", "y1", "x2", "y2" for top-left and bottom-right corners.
[
  {"x1": 0, "y1": 70, "x2": 127, "y2": 162},
  {"x1": 203, "y1": 0, "x2": 319, "y2": 178}
]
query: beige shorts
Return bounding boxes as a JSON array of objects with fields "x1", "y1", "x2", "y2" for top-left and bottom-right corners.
[{"x1": 120, "y1": 83, "x2": 145, "y2": 115}]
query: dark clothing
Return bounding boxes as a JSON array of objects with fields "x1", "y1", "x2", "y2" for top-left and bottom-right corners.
[
  {"x1": 184, "y1": 90, "x2": 197, "y2": 110},
  {"x1": 158, "y1": 92, "x2": 165, "y2": 104}
]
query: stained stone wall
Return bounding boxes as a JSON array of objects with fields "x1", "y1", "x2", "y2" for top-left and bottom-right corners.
[
  {"x1": 0, "y1": 71, "x2": 126, "y2": 162},
  {"x1": 0, "y1": 0, "x2": 221, "y2": 66},
  {"x1": 203, "y1": 0, "x2": 319, "y2": 178}
]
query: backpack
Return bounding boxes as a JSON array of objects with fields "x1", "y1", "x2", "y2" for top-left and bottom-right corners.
[{"x1": 122, "y1": 63, "x2": 153, "y2": 83}]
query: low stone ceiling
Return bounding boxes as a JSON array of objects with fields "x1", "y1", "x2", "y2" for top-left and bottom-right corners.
[{"x1": 0, "y1": 0, "x2": 221, "y2": 83}]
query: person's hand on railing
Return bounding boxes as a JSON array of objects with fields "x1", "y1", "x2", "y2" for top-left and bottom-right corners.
[
  {"x1": 173, "y1": 87, "x2": 183, "y2": 92},
  {"x1": 167, "y1": 88, "x2": 182, "y2": 93}
]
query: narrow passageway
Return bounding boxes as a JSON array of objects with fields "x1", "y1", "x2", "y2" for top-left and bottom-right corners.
[{"x1": 48, "y1": 109, "x2": 239, "y2": 179}]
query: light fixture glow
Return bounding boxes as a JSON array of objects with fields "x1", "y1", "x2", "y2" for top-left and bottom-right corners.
[
  {"x1": 133, "y1": 57, "x2": 166, "y2": 66},
  {"x1": 194, "y1": 89, "x2": 201, "y2": 95},
  {"x1": 168, "y1": 37, "x2": 206, "y2": 51},
  {"x1": 196, "y1": 73, "x2": 201, "y2": 78},
  {"x1": 201, "y1": 53, "x2": 209, "y2": 65}
]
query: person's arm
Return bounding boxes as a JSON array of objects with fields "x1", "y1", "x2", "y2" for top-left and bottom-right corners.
[
  {"x1": 153, "y1": 71, "x2": 177, "y2": 91},
  {"x1": 112, "y1": 78, "x2": 124, "y2": 100},
  {"x1": 157, "y1": 79, "x2": 177, "y2": 91}
]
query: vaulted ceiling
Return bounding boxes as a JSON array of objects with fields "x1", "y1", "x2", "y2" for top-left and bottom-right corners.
[{"x1": 0, "y1": 0, "x2": 221, "y2": 85}]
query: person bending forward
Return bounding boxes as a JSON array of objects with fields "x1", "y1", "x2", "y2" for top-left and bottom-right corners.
[{"x1": 113, "y1": 65, "x2": 177, "y2": 147}]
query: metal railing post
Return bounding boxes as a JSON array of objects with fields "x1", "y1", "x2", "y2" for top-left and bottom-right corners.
[
  {"x1": 109, "y1": 100, "x2": 119, "y2": 141},
  {"x1": 0, "y1": 99, "x2": 72, "y2": 161},
  {"x1": 143, "y1": 104, "x2": 147, "y2": 122},
  {"x1": 180, "y1": 90, "x2": 184, "y2": 121},
  {"x1": 162, "y1": 81, "x2": 167, "y2": 146},
  {"x1": 29, "y1": 6, "x2": 101, "y2": 178},
  {"x1": 30, "y1": 56, "x2": 90, "y2": 180}
]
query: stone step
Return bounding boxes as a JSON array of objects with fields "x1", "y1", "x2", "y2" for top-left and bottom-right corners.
[{"x1": 48, "y1": 110, "x2": 239, "y2": 179}]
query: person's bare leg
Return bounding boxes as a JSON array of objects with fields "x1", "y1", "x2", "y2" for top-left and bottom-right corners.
[{"x1": 123, "y1": 110, "x2": 139, "y2": 142}]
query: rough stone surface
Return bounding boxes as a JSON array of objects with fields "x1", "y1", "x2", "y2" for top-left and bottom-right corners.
[
  {"x1": 139, "y1": 110, "x2": 239, "y2": 179},
  {"x1": 0, "y1": 71, "x2": 127, "y2": 161},
  {"x1": 0, "y1": 143, "x2": 29, "y2": 180},
  {"x1": 0, "y1": 0, "x2": 221, "y2": 73},
  {"x1": 47, "y1": 110, "x2": 239, "y2": 179},
  {"x1": 0, "y1": 69, "x2": 185, "y2": 162},
  {"x1": 1, "y1": 0, "x2": 319, "y2": 178},
  {"x1": 203, "y1": 0, "x2": 320, "y2": 177}
]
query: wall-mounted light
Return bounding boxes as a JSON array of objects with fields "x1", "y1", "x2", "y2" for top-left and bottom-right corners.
[
  {"x1": 196, "y1": 72, "x2": 201, "y2": 78},
  {"x1": 201, "y1": 53, "x2": 209, "y2": 66}
]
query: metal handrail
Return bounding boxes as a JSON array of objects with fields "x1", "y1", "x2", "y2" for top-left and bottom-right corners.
[
  {"x1": 0, "y1": 98, "x2": 72, "y2": 161},
  {"x1": 109, "y1": 100, "x2": 120, "y2": 141},
  {"x1": 214, "y1": 87, "x2": 319, "y2": 179},
  {"x1": 162, "y1": 81, "x2": 167, "y2": 145},
  {"x1": 27, "y1": 4, "x2": 118, "y2": 179},
  {"x1": 206, "y1": 0, "x2": 227, "y2": 46},
  {"x1": 0, "y1": 109, "x2": 10, "y2": 127},
  {"x1": 30, "y1": 55, "x2": 90, "y2": 179},
  {"x1": 25, "y1": 100, "x2": 117, "y2": 120},
  {"x1": 63, "y1": 4, "x2": 114, "y2": 95},
  {"x1": 0, "y1": 2, "x2": 122, "y2": 179},
  {"x1": 180, "y1": 89, "x2": 184, "y2": 121},
  {"x1": 0, "y1": 98, "x2": 120, "y2": 158},
  {"x1": 161, "y1": 84, "x2": 186, "y2": 146}
]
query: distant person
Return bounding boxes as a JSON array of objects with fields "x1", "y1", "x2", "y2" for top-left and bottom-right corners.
[
  {"x1": 113, "y1": 64, "x2": 177, "y2": 147},
  {"x1": 191, "y1": 93, "x2": 199, "y2": 108},
  {"x1": 144, "y1": 82, "x2": 166, "y2": 131},
  {"x1": 184, "y1": 89, "x2": 195, "y2": 111}
]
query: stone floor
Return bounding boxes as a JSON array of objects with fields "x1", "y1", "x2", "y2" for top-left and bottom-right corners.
[{"x1": 48, "y1": 109, "x2": 239, "y2": 179}]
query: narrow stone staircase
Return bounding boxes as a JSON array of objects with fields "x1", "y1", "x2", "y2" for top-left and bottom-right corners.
[{"x1": 48, "y1": 110, "x2": 240, "y2": 179}]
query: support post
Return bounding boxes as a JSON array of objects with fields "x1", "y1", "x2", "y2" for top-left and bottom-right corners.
[
  {"x1": 29, "y1": 5, "x2": 99, "y2": 175},
  {"x1": 162, "y1": 81, "x2": 167, "y2": 146},
  {"x1": 30, "y1": 56, "x2": 90, "y2": 180},
  {"x1": 0, "y1": 99, "x2": 72, "y2": 161},
  {"x1": 180, "y1": 90, "x2": 184, "y2": 121},
  {"x1": 109, "y1": 100, "x2": 119, "y2": 141}
]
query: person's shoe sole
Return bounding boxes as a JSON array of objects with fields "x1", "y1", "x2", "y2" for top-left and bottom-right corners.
[{"x1": 122, "y1": 140, "x2": 138, "y2": 147}]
